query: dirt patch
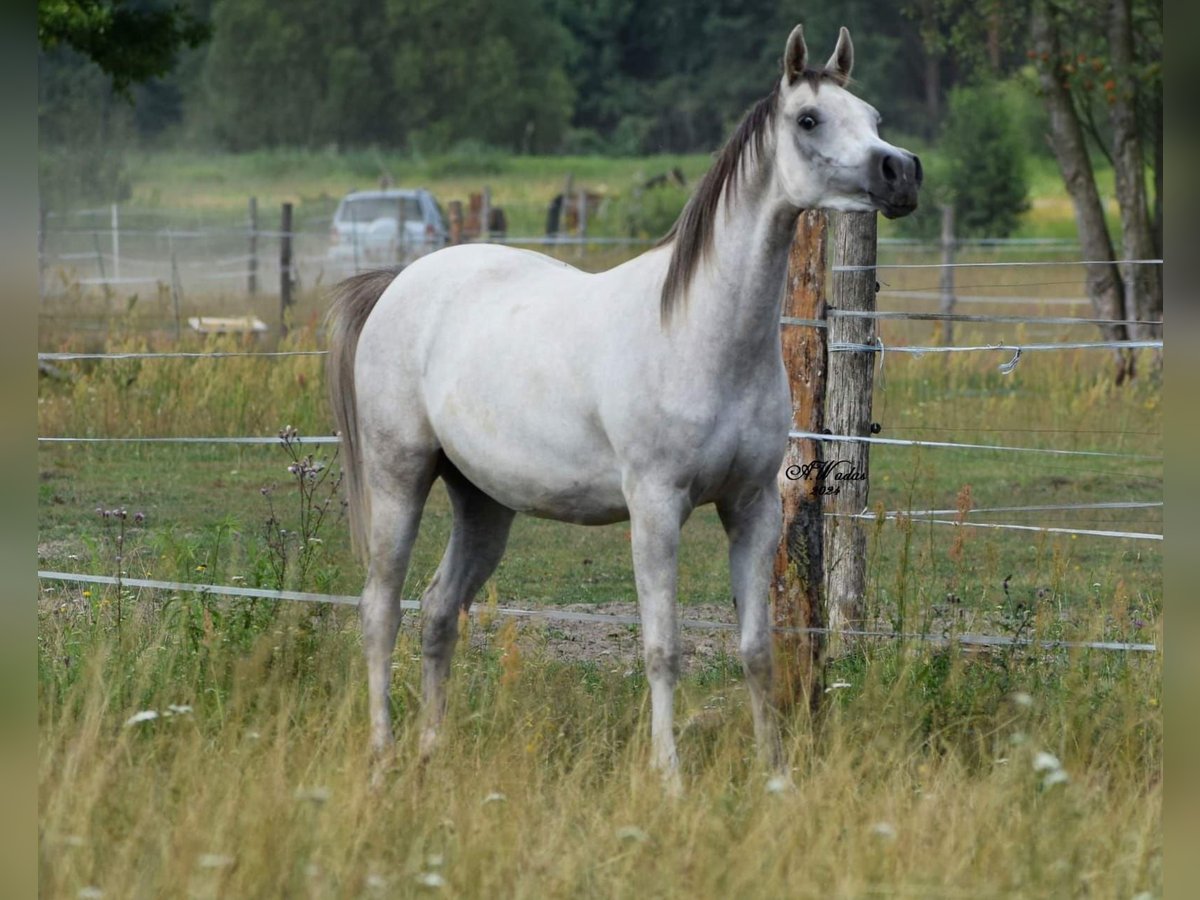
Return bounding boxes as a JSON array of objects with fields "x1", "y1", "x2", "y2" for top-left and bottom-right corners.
[{"x1": 406, "y1": 600, "x2": 743, "y2": 669}]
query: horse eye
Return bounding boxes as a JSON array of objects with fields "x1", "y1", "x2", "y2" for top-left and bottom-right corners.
[{"x1": 798, "y1": 114, "x2": 818, "y2": 131}]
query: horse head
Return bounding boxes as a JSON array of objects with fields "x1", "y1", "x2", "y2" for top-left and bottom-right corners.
[{"x1": 772, "y1": 25, "x2": 922, "y2": 219}]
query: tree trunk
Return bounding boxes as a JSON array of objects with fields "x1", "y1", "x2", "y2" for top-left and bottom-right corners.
[
  {"x1": 921, "y1": 0, "x2": 941, "y2": 134},
  {"x1": 1107, "y1": 0, "x2": 1162, "y2": 339},
  {"x1": 1031, "y1": 1, "x2": 1133, "y2": 382}
]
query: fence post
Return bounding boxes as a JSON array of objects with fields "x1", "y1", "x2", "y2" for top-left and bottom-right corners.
[
  {"x1": 280, "y1": 202, "x2": 293, "y2": 337},
  {"x1": 168, "y1": 231, "x2": 182, "y2": 341},
  {"x1": 248, "y1": 196, "x2": 258, "y2": 296},
  {"x1": 939, "y1": 203, "x2": 956, "y2": 343},
  {"x1": 110, "y1": 203, "x2": 120, "y2": 282},
  {"x1": 771, "y1": 208, "x2": 828, "y2": 713},
  {"x1": 560, "y1": 173, "x2": 574, "y2": 238},
  {"x1": 825, "y1": 211, "x2": 878, "y2": 640},
  {"x1": 576, "y1": 187, "x2": 588, "y2": 258},
  {"x1": 447, "y1": 200, "x2": 463, "y2": 245},
  {"x1": 38, "y1": 203, "x2": 46, "y2": 300},
  {"x1": 481, "y1": 186, "x2": 492, "y2": 242}
]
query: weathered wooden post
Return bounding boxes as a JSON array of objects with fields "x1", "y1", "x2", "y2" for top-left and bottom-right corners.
[
  {"x1": 772, "y1": 208, "x2": 828, "y2": 712},
  {"x1": 938, "y1": 204, "x2": 956, "y2": 342},
  {"x1": 825, "y1": 211, "x2": 878, "y2": 638},
  {"x1": 576, "y1": 187, "x2": 588, "y2": 258},
  {"x1": 247, "y1": 196, "x2": 258, "y2": 296},
  {"x1": 481, "y1": 186, "x2": 492, "y2": 242},
  {"x1": 110, "y1": 203, "x2": 120, "y2": 282},
  {"x1": 37, "y1": 203, "x2": 46, "y2": 300},
  {"x1": 447, "y1": 200, "x2": 463, "y2": 245},
  {"x1": 560, "y1": 173, "x2": 574, "y2": 238},
  {"x1": 280, "y1": 202, "x2": 294, "y2": 337},
  {"x1": 168, "y1": 231, "x2": 182, "y2": 341}
]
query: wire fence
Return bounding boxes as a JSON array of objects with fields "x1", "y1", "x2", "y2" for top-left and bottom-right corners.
[
  {"x1": 36, "y1": 570, "x2": 1158, "y2": 654},
  {"x1": 37, "y1": 213, "x2": 1163, "y2": 654}
]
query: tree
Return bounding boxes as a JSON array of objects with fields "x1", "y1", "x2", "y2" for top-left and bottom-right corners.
[
  {"x1": 1030, "y1": 0, "x2": 1162, "y2": 381},
  {"x1": 899, "y1": 82, "x2": 1030, "y2": 240},
  {"x1": 38, "y1": 0, "x2": 209, "y2": 94}
]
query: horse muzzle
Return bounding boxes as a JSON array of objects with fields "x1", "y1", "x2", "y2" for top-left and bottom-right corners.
[{"x1": 868, "y1": 149, "x2": 922, "y2": 219}]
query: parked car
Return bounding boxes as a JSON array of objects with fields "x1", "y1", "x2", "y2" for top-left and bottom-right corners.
[{"x1": 328, "y1": 189, "x2": 447, "y2": 267}]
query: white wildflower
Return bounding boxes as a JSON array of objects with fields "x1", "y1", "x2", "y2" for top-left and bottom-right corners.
[
  {"x1": 1032, "y1": 751, "x2": 1061, "y2": 772},
  {"x1": 824, "y1": 681, "x2": 852, "y2": 693},
  {"x1": 123, "y1": 710, "x2": 159, "y2": 727},
  {"x1": 1042, "y1": 769, "x2": 1070, "y2": 789},
  {"x1": 765, "y1": 775, "x2": 792, "y2": 795},
  {"x1": 871, "y1": 822, "x2": 897, "y2": 841},
  {"x1": 415, "y1": 872, "x2": 446, "y2": 889},
  {"x1": 1011, "y1": 691, "x2": 1033, "y2": 708},
  {"x1": 482, "y1": 792, "x2": 507, "y2": 805},
  {"x1": 166, "y1": 704, "x2": 193, "y2": 716},
  {"x1": 294, "y1": 786, "x2": 331, "y2": 804},
  {"x1": 426, "y1": 854, "x2": 444, "y2": 868},
  {"x1": 77, "y1": 887, "x2": 103, "y2": 899},
  {"x1": 197, "y1": 854, "x2": 235, "y2": 869}
]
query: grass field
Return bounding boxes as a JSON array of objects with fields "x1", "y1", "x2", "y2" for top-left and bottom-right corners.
[
  {"x1": 38, "y1": 147, "x2": 1160, "y2": 896},
  {"x1": 66, "y1": 146, "x2": 1118, "y2": 242},
  {"x1": 38, "y1": 319, "x2": 1161, "y2": 896}
]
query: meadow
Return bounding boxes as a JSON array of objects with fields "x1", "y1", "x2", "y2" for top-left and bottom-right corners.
[
  {"x1": 38, "y1": 328, "x2": 1161, "y2": 897},
  {"x1": 38, "y1": 151, "x2": 1160, "y2": 897}
]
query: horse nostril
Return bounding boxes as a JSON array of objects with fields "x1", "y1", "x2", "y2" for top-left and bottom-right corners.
[
  {"x1": 912, "y1": 154, "x2": 924, "y2": 186},
  {"x1": 881, "y1": 154, "x2": 899, "y2": 184}
]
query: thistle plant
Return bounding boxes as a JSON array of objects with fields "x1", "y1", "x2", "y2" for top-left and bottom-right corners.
[
  {"x1": 94, "y1": 506, "x2": 145, "y2": 632},
  {"x1": 259, "y1": 425, "x2": 345, "y2": 592}
]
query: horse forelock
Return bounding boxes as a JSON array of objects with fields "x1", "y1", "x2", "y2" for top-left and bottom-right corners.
[{"x1": 658, "y1": 67, "x2": 839, "y2": 325}]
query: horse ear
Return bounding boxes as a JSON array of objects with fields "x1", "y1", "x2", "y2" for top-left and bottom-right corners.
[
  {"x1": 825, "y1": 26, "x2": 854, "y2": 84},
  {"x1": 783, "y1": 24, "x2": 808, "y2": 85}
]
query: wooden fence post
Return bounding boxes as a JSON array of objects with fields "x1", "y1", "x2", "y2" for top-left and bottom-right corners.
[
  {"x1": 576, "y1": 187, "x2": 588, "y2": 258},
  {"x1": 772, "y1": 208, "x2": 828, "y2": 713},
  {"x1": 481, "y1": 186, "x2": 492, "y2": 242},
  {"x1": 280, "y1": 202, "x2": 293, "y2": 337},
  {"x1": 560, "y1": 173, "x2": 574, "y2": 238},
  {"x1": 447, "y1": 200, "x2": 463, "y2": 245},
  {"x1": 939, "y1": 204, "x2": 956, "y2": 343},
  {"x1": 825, "y1": 211, "x2": 878, "y2": 639},
  {"x1": 248, "y1": 196, "x2": 258, "y2": 296},
  {"x1": 38, "y1": 203, "x2": 46, "y2": 300}
]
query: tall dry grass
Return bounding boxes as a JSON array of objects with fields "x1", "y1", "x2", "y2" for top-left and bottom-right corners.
[{"x1": 39, "y1": 592, "x2": 1161, "y2": 898}]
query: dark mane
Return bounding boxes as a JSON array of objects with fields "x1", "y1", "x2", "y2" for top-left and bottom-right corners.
[{"x1": 658, "y1": 68, "x2": 835, "y2": 325}]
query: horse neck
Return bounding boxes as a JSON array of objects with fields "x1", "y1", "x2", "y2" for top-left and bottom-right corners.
[{"x1": 681, "y1": 158, "x2": 800, "y2": 367}]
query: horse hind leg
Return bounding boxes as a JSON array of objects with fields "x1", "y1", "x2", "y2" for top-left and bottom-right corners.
[
  {"x1": 418, "y1": 462, "x2": 516, "y2": 760},
  {"x1": 360, "y1": 453, "x2": 436, "y2": 766}
]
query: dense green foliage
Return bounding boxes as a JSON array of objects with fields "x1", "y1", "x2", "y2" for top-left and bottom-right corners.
[
  {"x1": 897, "y1": 81, "x2": 1031, "y2": 239},
  {"x1": 37, "y1": 0, "x2": 209, "y2": 92},
  {"x1": 39, "y1": 0, "x2": 955, "y2": 162},
  {"x1": 38, "y1": 0, "x2": 1160, "y2": 244}
]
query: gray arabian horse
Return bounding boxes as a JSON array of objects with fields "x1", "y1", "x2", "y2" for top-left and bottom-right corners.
[{"x1": 327, "y1": 24, "x2": 921, "y2": 789}]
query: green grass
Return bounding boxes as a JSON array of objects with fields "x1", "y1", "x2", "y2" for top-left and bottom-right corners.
[
  {"x1": 37, "y1": 320, "x2": 1162, "y2": 641},
  {"x1": 98, "y1": 146, "x2": 1112, "y2": 242},
  {"x1": 38, "y1": 579, "x2": 1161, "y2": 897},
  {"x1": 37, "y1": 162, "x2": 1161, "y2": 893}
]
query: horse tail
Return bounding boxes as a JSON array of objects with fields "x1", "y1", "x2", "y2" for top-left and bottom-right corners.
[{"x1": 325, "y1": 267, "x2": 401, "y2": 563}]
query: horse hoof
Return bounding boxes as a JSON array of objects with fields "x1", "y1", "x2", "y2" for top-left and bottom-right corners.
[
  {"x1": 661, "y1": 769, "x2": 684, "y2": 799},
  {"x1": 765, "y1": 773, "x2": 795, "y2": 795}
]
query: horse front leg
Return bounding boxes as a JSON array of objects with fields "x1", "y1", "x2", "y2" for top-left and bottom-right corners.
[
  {"x1": 626, "y1": 483, "x2": 687, "y2": 793},
  {"x1": 718, "y1": 484, "x2": 785, "y2": 771}
]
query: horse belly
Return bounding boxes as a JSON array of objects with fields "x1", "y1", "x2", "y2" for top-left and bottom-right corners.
[{"x1": 427, "y1": 371, "x2": 629, "y2": 524}]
